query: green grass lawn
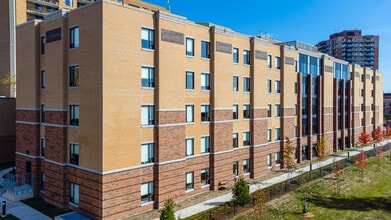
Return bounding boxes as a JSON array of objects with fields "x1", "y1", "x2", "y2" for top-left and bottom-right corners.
[{"x1": 237, "y1": 157, "x2": 391, "y2": 220}]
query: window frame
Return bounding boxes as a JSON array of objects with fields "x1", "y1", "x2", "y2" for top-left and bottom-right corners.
[
  {"x1": 185, "y1": 138, "x2": 194, "y2": 156},
  {"x1": 70, "y1": 182, "x2": 79, "y2": 205},
  {"x1": 275, "y1": 80, "x2": 281, "y2": 93},
  {"x1": 40, "y1": 36, "x2": 45, "y2": 55},
  {"x1": 185, "y1": 105, "x2": 194, "y2": 123},
  {"x1": 186, "y1": 71, "x2": 194, "y2": 90},
  {"x1": 201, "y1": 41, "x2": 210, "y2": 59},
  {"x1": 243, "y1": 104, "x2": 250, "y2": 119},
  {"x1": 141, "y1": 143, "x2": 155, "y2": 164},
  {"x1": 275, "y1": 128, "x2": 281, "y2": 141},
  {"x1": 70, "y1": 143, "x2": 79, "y2": 165},
  {"x1": 275, "y1": 152, "x2": 281, "y2": 165},
  {"x1": 69, "y1": 26, "x2": 79, "y2": 49},
  {"x1": 201, "y1": 136, "x2": 210, "y2": 153},
  {"x1": 141, "y1": 105, "x2": 155, "y2": 126},
  {"x1": 243, "y1": 49, "x2": 250, "y2": 65},
  {"x1": 275, "y1": 104, "x2": 281, "y2": 117},
  {"x1": 267, "y1": 129, "x2": 271, "y2": 142},
  {"x1": 201, "y1": 105, "x2": 210, "y2": 122},
  {"x1": 233, "y1": 132, "x2": 238, "y2": 148},
  {"x1": 141, "y1": 27, "x2": 155, "y2": 50},
  {"x1": 267, "y1": 104, "x2": 272, "y2": 118},
  {"x1": 243, "y1": 159, "x2": 250, "y2": 174},
  {"x1": 186, "y1": 37, "x2": 194, "y2": 56},
  {"x1": 141, "y1": 66, "x2": 155, "y2": 88},
  {"x1": 141, "y1": 181, "x2": 154, "y2": 204},
  {"x1": 267, "y1": 79, "x2": 272, "y2": 93},
  {"x1": 41, "y1": 70, "x2": 46, "y2": 89},
  {"x1": 185, "y1": 172, "x2": 194, "y2": 191},
  {"x1": 233, "y1": 76, "x2": 239, "y2": 91},
  {"x1": 40, "y1": 138, "x2": 45, "y2": 157},
  {"x1": 201, "y1": 168, "x2": 210, "y2": 186},
  {"x1": 243, "y1": 131, "x2": 250, "y2": 146},
  {"x1": 267, "y1": 154, "x2": 272, "y2": 167},
  {"x1": 69, "y1": 105, "x2": 79, "y2": 126},
  {"x1": 232, "y1": 104, "x2": 239, "y2": 120},
  {"x1": 233, "y1": 47, "x2": 239, "y2": 63},
  {"x1": 201, "y1": 73, "x2": 210, "y2": 91},
  {"x1": 267, "y1": 55, "x2": 272, "y2": 68},
  {"x1": 243, "y1": 77, "x2": 250, "y2": 92},
  {"x1": 275, "y1": 56, "x2": 281, "y2": 70},
  {"x1": 41, "y1": 104, "x2": 45, "y2": 123},
  {"x1": 69, "y1": 65, "x2": 80, "y2": 87}
]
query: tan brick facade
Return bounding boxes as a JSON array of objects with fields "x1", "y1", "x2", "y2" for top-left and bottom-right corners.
[{"x1": 14, "y1": 1, "x2": 383, "y2": 219}]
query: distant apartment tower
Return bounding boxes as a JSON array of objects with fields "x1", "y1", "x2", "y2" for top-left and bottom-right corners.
[
  {"x1": 384, "y1": 93, "x2": 391, "y2": 121},
  {"x1": 15, "y1": 1, "x2": 383, "y2": 219},
  {"x1": 0, "y1": 0, "x2": 165, "y2": 97},
  {"x1": 316, "y1": 30, "x2": 379, "y2": 70}
]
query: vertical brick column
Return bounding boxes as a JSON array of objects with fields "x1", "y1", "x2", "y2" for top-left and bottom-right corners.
[{"x1": 251, "y1": 108, "x2": 268, "y2": 177}]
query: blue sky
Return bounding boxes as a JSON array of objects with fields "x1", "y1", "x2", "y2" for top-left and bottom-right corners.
[{"x1": 144, "y1": 0, "x2": 391, "y2": 91}]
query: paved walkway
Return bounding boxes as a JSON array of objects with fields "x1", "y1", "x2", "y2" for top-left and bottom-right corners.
[{"x1": 159, "y1": 143, "x2": 384, "y2": 219}]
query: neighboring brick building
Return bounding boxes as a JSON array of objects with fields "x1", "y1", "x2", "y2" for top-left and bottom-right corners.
[
  {"x1": 0, "y1": 98, "x2": 16, "y2": 163},
  {"x1": 316, "y1": 30, "x2": 379, "y2": 70},
  {"x1": 15, "y1": 1, "x2": 383, "y2": 219},
  {"x1": 384, "y1": 93, "x2": 391, "y2": 122}
]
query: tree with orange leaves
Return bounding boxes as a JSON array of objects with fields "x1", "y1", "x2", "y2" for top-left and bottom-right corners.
[
  {"x1": 373, "y1": 126, "x2": 383, "y2": 144},
  {"x1": 354, "y1": 151, "x2": 368, "y2": 182},
  {"x1": 384, "y1": 125, "x2": 391, "y2": 140},
  {"x1": 358, "y1": 130, "x2": 372, "y2": 147}
]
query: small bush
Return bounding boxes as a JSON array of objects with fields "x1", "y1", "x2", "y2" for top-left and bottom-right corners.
[
  {"x1": 159, "y1": 198, "x2": 178, "y2": 220},
  {"x1": 232, "y1": 178, "x2": 251, "y2": 206}
]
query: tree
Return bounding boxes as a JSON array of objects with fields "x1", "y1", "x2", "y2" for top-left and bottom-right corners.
[
  {"x1": 1, "y1": 72, "x2": 16, "y2": 89},
  {"x1": 384, "y1": 125, "x2": 391, "y2": 140},
  {"x1": 358, "y1": 130, "x2": 372, "y2": 147},
  {"x1": 159, "y1": 198, "x2": 179, "y2": 220},
  {"x1": 354, "y1": 151, "x2": 368, "y2": 182},
  {"x1": 373, "y1": 126, "x2": 383, "y2": 144},
  {"x1": 282, "y1": 137, "x2": 296, "y2": 171},
  {"x1": 232, "y1": 178, "x2": 251, "y2": 206},
  {"x1": 332, "y1": 158, "x2": 343, "y2": 196},
  {"x1": 252, "y1": 189, "x2": 267, "y2": 215},
  {"x1": 316, "y1": 135, "x2": 327, "y2": 166}
]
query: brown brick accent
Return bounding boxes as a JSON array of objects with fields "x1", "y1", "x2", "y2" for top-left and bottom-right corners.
[
  {"x1": 212, "y1": 109, "x2": 231, "y2": 122},
  {"x1": 252, "y1": 108, "x2": 267, "y2": 119},
  {"x1": 16, "y1": 109, "x2": 40, "y2": 122},
  {"x1": 252, "y1": 119, "x2": 267, "y2": 146},
  {"x1": 45, "y1": 111, "x2": 67, "y2": 125},
  {"x1": 43, "y1": 162, "x2": 67, "y2": 207},
  {"x1": 156, "y1": 125, "x2": 185, "y2": 162},
  {"x1": 16, "y1": 123, "x2": 40, "y2": 156},
  {"x1": 45, "y1": 126, "x2": 67, "y2": 163},
  {"x1": 157, "y1": 110, "x2": 185, "y2": 125}
]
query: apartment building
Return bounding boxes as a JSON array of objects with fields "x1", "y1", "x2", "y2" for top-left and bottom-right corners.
[
  {"x1": 384, "y1": 93, "x2": 391, "y2": 122},
  {"x1": 316, "y1": 30, "x2": 379, "y2": 70},
  {"x1": 0, "y1": 0, "x2": 165, "y2": 97},
  {"x1": 15, "y1": 1, "x2": 383, "y2": 219}
]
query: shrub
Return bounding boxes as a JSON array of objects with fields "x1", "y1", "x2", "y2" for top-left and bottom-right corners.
[
  {"x1": 232, "y1": 178, "x2": 251, "y2": 206},
  {"x1": 159, "y1": 198, "x2": 178, "y2": 220}
]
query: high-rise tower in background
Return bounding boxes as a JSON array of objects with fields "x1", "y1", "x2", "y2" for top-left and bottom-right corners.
[{"x1": 316, "y1": 30, "x2": 379, "y2": 70}]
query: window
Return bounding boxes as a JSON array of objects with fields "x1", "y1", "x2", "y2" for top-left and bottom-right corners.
[
  {"x1": 295, "y1": 60, "x2": 298, "y2": 72},
  {"x1": 47, "y1": 6, "x2": 54, "y2": 12},
  {"x1": 275, "y1": 57, "x2": 281, "y2": 69},
  {"x1": 243, "y1": 104, "x2": 250, "y2": 119},
  {"x1": 40, "y1": 138, "x2": 45, "y2": 157},
  {"x1": 141, "y1": 143, "x2": 154, "y2": 164},
  {"x1": 233, "y1": 133, "x2": 238, "y2": 148},
  {"x1": 201, "y1": 136, "x2": 210, "y2": 153},
  {"x1": 294, "y1": 104, "x2": 298, "y2": 115},
  {"x1": 233, "y1": 76, "x2": 239, "y2": 91},
  {"x1": 201, "y1": 73, "x2": 210, "y2": 90},
  {"x1": 243, "y1": 50, "x2": 250, "y2": 65},
  {"x1": 69, "y1": 26, "x2": 79, "y2": 49},
  {"x1": 267, "y1": 129, "x2": 271, "y2": 142},
  {"x1": 267, "y1": 55, "x2": 272, "y2": 68},
  {"x1": 267, "y1": 79, "x2": 272, "y2": 93},
  {"x1": 275, "y1": 128, "x2": 281, "y2": 140},
  {"x1": 201, "y1": 105, "x2": 210, "y2": 122},
  {"x1": 185, "y1": 172, "x2": 194, "y2": 190},
  {"x1": 186, "y1": 38, "x2": 194, "y2": 56},
  {"x1": 275, "y1": 104, "x2": 281, "y2": 117},
  {"x1": 267, "y1": 154, "x2": 272, "y2": 167},
  {"x1": 275, "y1": 80, "x2": 281, "y2": 93},
  {"x1": 40, "y1": 36, "x2": 45, "y2": 55},
  {"x1": 186, "y1": 105, "x2": 194, "y2": 123},
  {"x1": 267, "y1": 104, "x2": 272, "y2": 117},
  {"x1": 233, "y1": 47, "x2": 239, "y2": 63},
  {"x1": 294, "y1": 82, "x2": 298, "y2": 94},
  {"x1": 294, "y1": 125, "x2": 298, "y2": 137},
  {"x1": 201, "y1": 41, "x2": 210, "y2": 59},
  {"x1": 186, "y1": 71, "x2": 194, "y2": 89},
  {"x1": 243, "y1": 159, "x2": 250, "y2": 174},
  {"x1": 141, "y1": 182, "x2": 154, "y2": 203},
  {"x1": 141, "y1": 28, "x2": 155, "y2": 49},
  {"x1": 201, "y1": 168, "x2": 210, "y2": 185},
  {"x1": 35, "y1": 4, "x2": 42, "y2": 10},
  {"x1": 70, "y1": 182, "x2": 79, "y2": 205},
  {"x1": 70, "y1": 143, "x2": 79, "y2": 165},
  {"x1": 243, "y1": 77, "x2": 250, "y2": 92},
  {"x1": 70, "y1": 65, "x2": 79, "y2": 87},
  {"x1": 64, "y1": 0, "x2": 73, "y2": 7},
  {"x1": 41, "y1": 70, "x2": 45, "y2": 89},
  {"x1": 243, "y1": 131, "x2": 250, "y2": 146},
  {"x1": 141, "y1": 66, "x2": 154, "y2": 88},
  {"x1": 361, "y1": 89, "x2": 365, "y2": 97},
  {"x1": 41, "y1": 104, "x2": 45, "y2": 123},
  {"x1": 185, "y1": 138, "x2": 194, "y2": 156},
  {"x1": 40, "y1": 173, "x2": 45, "y2": 191},
  {"x1": 275, "y1": 152, "x2": 280, "y2": 165},
  {"x1": 141, "y1": 105, "x2": 154, "y2": 125},
  {"x1": 233, "y1": 161, "x2": 238, "y2": 176},
  {"x1": 233, "y1": 104, "x2": 238, "y2": 120},
  {"x1": 69, "y1": 105, "x2": 79, "y2": 126}
]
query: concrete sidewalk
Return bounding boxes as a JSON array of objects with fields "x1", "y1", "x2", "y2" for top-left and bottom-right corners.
[{"x1": 164, "y1": 143, "x2": 385, "y2": 219}]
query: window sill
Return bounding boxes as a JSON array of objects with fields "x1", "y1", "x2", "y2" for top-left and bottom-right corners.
[
  {"x1": 69, "y1": 47, "x2": 79, "y2": 51},
  {"x1": 244, "y1": 173, "x2": 250, "y2": 176},
  {"x1": 201, "y1": 90, "x2": 210, "y2": 92},
  {"x1": 69, "y1": 86, "x2": 79, "y2": 89},
  {"x1": 186, "y1": 55, "x2": 195, "y2": 58},
  {"x1": 201, "y1": 121, "x2": 210, "y2": 124},
  {"x1": 201, "y1": 58, "x2": 210, "y2": 61},
  {"x1": 268, "y1": 166, "x2": 272, "y2": 169},
  {"x1": 141, "y1": 201, "x2": 154, "y2": 206},
  {"x1": 185, "y1": 189, "x2": 194, "y2": 193},
  {"x1": 243, "y1": 91, "x2": 251, "y2": 93},
  {"x1": 69, "y1": 125, "x2": 79, "y2": 128},
  {"x1": 201, "y1": 184, "x2": 210, "y2": 188},
  {"x1": 185, "y1": 122, "x2": 194, "y2": 125},
  {"x1": 141, "y1": 87, "x2": 155, "y2": 90},
  {"x1": 141, "y1": 48, "x2": 155, "y2": 52},
  {"x1": 141, "y1": 125, "x2": 155, "y2": 128},
  {"x1": 69, "y1": 202, "x2": 78, "y2": 208},
  {"x1": 243, "y1": 64, "x2": 251, "y2": 67},
  {"x1": 186, "y1": 89, "x2": 195, "y2": 91}
]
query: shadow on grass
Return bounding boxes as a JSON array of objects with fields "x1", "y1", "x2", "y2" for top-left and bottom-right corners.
[{"x1": 309, "y1": 195, "x2": 391, "y2": 212}]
